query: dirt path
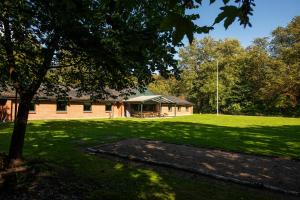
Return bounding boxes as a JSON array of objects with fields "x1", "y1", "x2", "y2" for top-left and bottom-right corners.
[{"x1": 87, "y1": 139, "x2": 300, "y2": 196}]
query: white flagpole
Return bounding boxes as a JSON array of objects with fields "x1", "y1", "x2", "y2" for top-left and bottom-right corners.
[{"x1": 216, "y1": 59, "x2": 219, "y2": 116}]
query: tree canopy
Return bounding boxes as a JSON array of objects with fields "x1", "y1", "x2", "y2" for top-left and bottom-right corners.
[{"x1": 149, "y1": 16, "x2": 300, "y2": 116}]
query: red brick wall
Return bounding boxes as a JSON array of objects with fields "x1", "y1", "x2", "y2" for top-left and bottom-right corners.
[
  {"x1": 3, "y1": 100, "x2": 14, "y2": 121},
  {"x1": 5, "y1": 101, "x2": 124, "y2": 120},
  {"x1": 3, "y1": 100, "x2": 192, "y2": 120},
  {"x1": 161, "y1": 105, "x2": 193, "y2": 116},
  {"x1": 0, "y1": 100, "x2": 11, "y2": 122}
]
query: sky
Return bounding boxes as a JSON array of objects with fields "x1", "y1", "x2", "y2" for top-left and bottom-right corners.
[{"x1": 185, "y1": 0, "x2": 300, "y2": 47}]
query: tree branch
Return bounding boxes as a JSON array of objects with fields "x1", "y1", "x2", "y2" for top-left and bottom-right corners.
[
  {"x1": 2, "y1": 16, "x2": 18, "y2": 88},
  {"x1": 31, "y1": 31, "x2": 61, "y2": 93}
]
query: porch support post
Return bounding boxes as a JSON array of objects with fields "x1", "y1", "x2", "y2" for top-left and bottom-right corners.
[
  {"x1": 141, "y1": 103, "x2": 143, "y2": 118},
  {"x1": 174, "y1": 103, "x2": 177, "y2": 117},
  {"x1": 112, "y1": 102, "x2": 114, "y2": 118},
  {"x1": 159, "y1": 97, "x2": 162, "y2": 118},
  {"x1": 14, "y1": 89, "x2": 18, "y2": 122},
  {"x1": 10, "y1": 99, "x2": 13, "y2": 121},
  {"x1": 124, "y1": 103, "x2": 126, "y2": 117},
  {"x1": 0, "y1": 105, "x2": 2, "y2": 122}
]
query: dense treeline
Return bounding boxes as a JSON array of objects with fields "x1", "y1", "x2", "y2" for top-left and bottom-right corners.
[{"x1": 149, "y1": 16, "x2": 300, "y2": 116}]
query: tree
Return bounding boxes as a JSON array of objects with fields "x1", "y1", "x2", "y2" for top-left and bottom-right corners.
[
  {"x1": 234, "y1": 41, "x2": 272, "y2": 114},
  {"x1": 178, "y1": 37, "x2": 244, "y2": 113},
  {"x1": 266, "y1": 16, "x2": 300, "y2": 114},
  {"x1": 0, "y1": 0, "x2": 254, "y2": 165},
  {"x1": 148, "y1": 75, "x2": 181, "y2": 96},
  {"x1": 176, "y1": 16, "x2": 300, "y2": 116}
]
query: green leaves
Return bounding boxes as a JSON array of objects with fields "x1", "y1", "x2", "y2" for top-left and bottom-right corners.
[
  {"x1": 210, "y1": 0, "x2": 216, "y2": 4},
  {"x1": 160, "y1": 12, "x2": 197, "y2": 44},
  {"x1": 159, "y1": 0, "x2": 254, "y2": 44},
  {"x1": 214, "y1": 6, "x2": 239, "y2": 29},
  {"x1": 196, "y1": 26, "x2": 214, "y2": 34},
  {"x1": 213, "y1": 1, "x2": 254, "y2": 30},
  {"x1": 223, "y1": 0, "x2": 230, "y2": 4},
  {"x1": 195, "y1": 0, "x2": 203, "y2": 5}
]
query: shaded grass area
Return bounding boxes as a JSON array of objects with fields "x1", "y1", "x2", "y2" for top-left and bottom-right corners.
[{"x1": 0, "y1": 114, "x2": 299, "y2": 199}]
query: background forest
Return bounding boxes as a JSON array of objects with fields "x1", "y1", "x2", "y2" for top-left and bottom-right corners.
[{"x1": 149, "y1": 16, "x2": 300, "y2": 116}]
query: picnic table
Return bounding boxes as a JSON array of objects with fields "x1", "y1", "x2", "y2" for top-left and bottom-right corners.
[{"x1": 131, "y1": 112, "x2": 168, "y2": 118}]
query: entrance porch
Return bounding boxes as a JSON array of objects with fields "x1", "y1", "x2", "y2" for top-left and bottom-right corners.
[{"x1": 124, "y1": 95, "x2": 176, "y2": 118}]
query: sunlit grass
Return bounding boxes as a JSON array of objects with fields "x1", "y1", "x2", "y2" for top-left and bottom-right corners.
[{"x1": 0, "y1": 114, "x2": 299, "y2": 199}]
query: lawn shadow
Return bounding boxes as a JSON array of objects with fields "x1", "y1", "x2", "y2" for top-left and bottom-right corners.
[
  {"x1": 20, "y1": 119, "x2": 300, "y2": 159},
  {"x1": 1, "y1": 119, "x2": 299, "y2": 199}
]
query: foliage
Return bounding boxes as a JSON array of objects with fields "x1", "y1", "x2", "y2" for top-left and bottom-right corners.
[
  {"x1": 178, "y1": 37, "x2": 244, "y2": 113},
  {"x1": 148, "y1": 75, "x2": 181, "y2": 96},
  {"x1": 155, "y1": 16, "x2": 300, "y2": 116},
  {"x1": 160, "y1": 0, "x2": 255, "y2": 44},
  {"x1": 266, "y1": 16, "x2": 300, "y2": 115}
]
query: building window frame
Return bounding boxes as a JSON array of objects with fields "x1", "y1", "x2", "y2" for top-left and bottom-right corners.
[
  {"x1": 29, "y1": 102, "x2": 36, "y2": 113},
  {"x1": 83, "y1": 102, "x2": 92, "y2": 112},
  {"x1": 168, "y1": 105, "x2": 172, "y2": 112},
  {"x1": 56, "y1": 100, "x2": 67, "y2": 113},
  {"x1": 105, "y1": 104, "x2": 112, "y2": 112},
  {"x1": 185, "y1": 106, "x2": 189, "y2": 112},
  {"x1": 178, "y1": 106, "x2": 182, "y2": 112}
]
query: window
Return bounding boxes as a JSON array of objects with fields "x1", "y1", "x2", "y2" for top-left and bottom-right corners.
[
  {"x1": 186, "y1": 106, "x2": 189, "y2": 112},
  {"x1": 178, "y1": 106, "x2": 181, "y2": 112},
  {"x1": 29, "y1": 102, "x2": 36, "y2": 113},
  {"x1": 56, "y1": 101, "x2": 67, "y2": 112},
  {"x1": 83, "y1": 102, "x2": 92, "y2": 112},
  {"x1": 144, "y1": 104, "x2": 155, "y2": 112},
  {"x1": 132, "y1": 104, "x2": 141, "y2": 112},
  {"x1": 105, "y1": 104, "x2": 112, "y2": 112},
  {"x1": 0, "y1": 99, "x2": 7, "y2": 106},
  {"x1": 168, "y1": 105, "x2": 172, "y2": 112}
]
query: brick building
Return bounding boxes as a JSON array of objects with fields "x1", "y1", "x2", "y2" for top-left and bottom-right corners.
[{"x1": 0, "y1": 89, "x2": 193, "y2": 121}]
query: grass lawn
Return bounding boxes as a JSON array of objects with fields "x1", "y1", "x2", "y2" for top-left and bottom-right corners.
[{"x1": 0, "y1": 114, "x2": 299, "y2": 199}]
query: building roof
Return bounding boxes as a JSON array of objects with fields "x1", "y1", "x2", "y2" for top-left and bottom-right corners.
[
  {"x1": 0, "y1": 90, "x2": 17, "y2": 99},
  {"x1": 125, "y1": 95, "x2": 161, "y2": 102},
  {"x1": 164, "y1": 96, "x2": 194, "y2": 106},
  {"x1": 0, "y1": 88, "x2": 194, "y2": 106},
  {"x1": 125, "y1": 95, "x2": 174, "y2": 104},
  {"x1": 126, "y1": 89, "x2": 155, "y2": 98},
  {"x1": 125, "y1": 89, "x2": 193, "y2": 105},
  {"x1": 0, "y1": 88, "x2": 124, "y2": 102}
]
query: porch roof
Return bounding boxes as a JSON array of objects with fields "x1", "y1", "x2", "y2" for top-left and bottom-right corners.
[{"x1": 125, "y1": 95, "x2": 175, "y2": 104}]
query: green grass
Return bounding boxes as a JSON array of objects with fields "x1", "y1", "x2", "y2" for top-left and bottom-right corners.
[{"x1": 0, "y1": 114, "x2": 299, "y2": 199}]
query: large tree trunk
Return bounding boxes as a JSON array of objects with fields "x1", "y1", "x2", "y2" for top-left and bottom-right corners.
[{"x1": 8, "y1": 94, "x2": 33, "y2": 167}]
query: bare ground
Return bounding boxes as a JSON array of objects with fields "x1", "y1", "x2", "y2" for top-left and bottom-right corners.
[
  {"x1": 0, "y1": 160, "x2": 95, "y2": 200},
  {"x1": 87, "y1": 139, "x2": 300, "y2": 196}
]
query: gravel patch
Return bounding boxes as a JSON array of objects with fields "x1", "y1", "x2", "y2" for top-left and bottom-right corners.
[{"x1": 87, "y1": 139, "x2": 300, "y2": 196}]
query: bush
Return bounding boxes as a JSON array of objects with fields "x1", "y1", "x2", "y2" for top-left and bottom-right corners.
[{"x1": 228, "y1": 103, "x2": 242, "y2": 114}]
